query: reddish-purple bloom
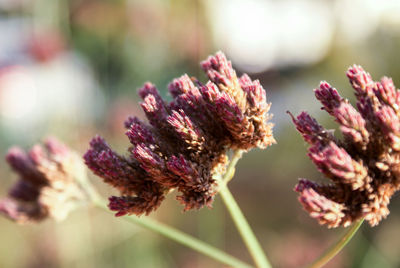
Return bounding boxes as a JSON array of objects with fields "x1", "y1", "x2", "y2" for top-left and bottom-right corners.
[
  {"x1": 84, "y1": 52, "x2": 275, "y2": 217},
  {"x1": 0, "y1": 138, "x2": 87, "y2": 223},
  {"x1": 291, "y1": 65, "x2": 400, "y2": 228}
]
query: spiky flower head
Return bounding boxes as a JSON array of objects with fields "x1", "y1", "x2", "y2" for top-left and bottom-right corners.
[
  {"x1": 84, "y1": 51, "x2": 274, "y2": 217},
  {"x1": 291, "y1": 66, "x2": 400, "y2": 228},
  {"x1": 0, "y1": 138, "x2": 87, "y2": 223}
]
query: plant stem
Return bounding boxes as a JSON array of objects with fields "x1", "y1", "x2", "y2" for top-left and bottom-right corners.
[
  {"x1": 221, "y1": 150, "x2": 243, "y2": 186},
  {"x1": 218, "y1": 150, "x2": 272, "y2": 268},
  {"x1": 307, "y1": 219, "x2": 364, "y2": 268},
  {"x1": 91, "y1": 196, "x2": 253, "y2": 268}
]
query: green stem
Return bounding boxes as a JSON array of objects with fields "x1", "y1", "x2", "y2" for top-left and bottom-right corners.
[
  {"x1": 221, "y1": 150, "x2": 243, "y2": 186},
  {"x1": 219, "y1": 150, "x2": 272, "y2": 268},
  {"x1": 307, "y1": 219, "x2": 364, "y2": 268},
  {"x1": 91, "y1": 196, "x2": 253, "y2": 268}
]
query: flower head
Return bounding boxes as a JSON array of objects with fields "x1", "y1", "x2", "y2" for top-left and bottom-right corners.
[
  {"x1": 291, "y1": 66, "x2": 400, "y2": 228},
  {"x1": 0, "y1": 138, "x2": 87, "y2": 223},
  {"x1": 84, "y1": 51, "x2": 274, "y2": 217}
]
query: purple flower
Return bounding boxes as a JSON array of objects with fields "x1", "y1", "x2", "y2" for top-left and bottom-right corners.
[
  {"x1": 84, "y1": 51, "x2": 275, "y2": 216},
  {"x1": 291, "y1": 66, "x2": 400, "y2": 227},
  {"x1": 0, "y1": 138, "x2": 87, "y2": 223}
]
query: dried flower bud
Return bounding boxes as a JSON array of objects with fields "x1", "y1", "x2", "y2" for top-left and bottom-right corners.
[
  {"x1": 139, "y1": 83, "x2": 169, "y2": 128},
  {"x1": 201, "y1": 51, "x2": 246, "y2": 110},
  {"x1": 315, "y1": 82, "x2": 343, "y2": 115},
  {"x1": 6, "y1": 147, "x2": 46, "y2": 185},
  {"x1": 124, "y1": 116, "x2": 140, "y2": 129},
  {"x1": 289, "y1": 111, "x2": 334, "y2": 145},
  {"x1": 166, "y1": 110, "x2": 205, "y2": 152},
  {"x1": 334, "y1": 103, "x2": 369, "y2": 145},
  {"x1": 126, "y1": 118, "x2": 156, "y2": 146},
  {"x1": 85, "y1": 51, "x2": 274, "y2": 216},
  {"x1": 239, "y1": 74, "x2": 266, "y2": 106},
  {"x1": 375, "y1": 77, "x2": 400, "y2": 112},
  {"x1": 0, "y1": 138, "x2": 87, "y2": 223},
  {"x1": 295, "y1": 179, "x2": 350, "y2": 228},
  {"x1": 347, "y1": 65, "x2": 375, "y2": 97},
  {"x1": 375, "y1": 106, "x2": 400, "y2": 150},
  {"x1": 201, "y1": 52, "x2": 237, "y2": 90},
  {"x1": 347, "y1": 65, "x2": 382, "y2": 122},
  {"x1": 292, "y1": 66, "x2": 400, "y2": 227},
  {"x1": 308, "y1": 142, "x2": 369, "y2": 190},
  {"x1": 109, "y1": 189, "x2": 165, "y2": 217},
  {"x1": 168, "y1": 74, "x2": 197, "y2": 98},
  {"x1": 84, "y1": 136, "x2": 153, "y2": 194},
  {"x1": 132, "y1": 144, "x2": 166, "y2": 179}
]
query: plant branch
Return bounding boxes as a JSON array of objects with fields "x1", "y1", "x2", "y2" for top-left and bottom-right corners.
[
  {"x1": 218, "y1": 150, "x2": 272, "y2": 268},
  {"x1": 307, "y1": 219, "x2": 364, "y2": 268},
  {"x1": 86, "y1": 184, "x2": 252, "y2": 268}
]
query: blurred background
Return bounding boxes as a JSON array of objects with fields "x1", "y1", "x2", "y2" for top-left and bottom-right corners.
[{"x1": 1, "y1": 0, "x2": 400, "y2": 267}]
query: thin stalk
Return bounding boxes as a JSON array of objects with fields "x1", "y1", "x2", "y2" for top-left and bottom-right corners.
[
  {"x1": 219, "y1": 150, "x2": 272, "y2": 268},
  {"x1": 221, "y1": 150, "x2": 243, "y2": 186},
  {"x1": 91, "y1": 195, "x2": 253, "y2": 268},
  {"x1": 307, "y1": 219, "x2": 364, "y2": 268}
]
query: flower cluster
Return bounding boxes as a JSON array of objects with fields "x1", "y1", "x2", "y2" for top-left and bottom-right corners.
[
  {"x1": 0, "y1": 138, "x2": 87, "y2": 223},
  {"x1": 291, "y1": 66, "x2": 400, "y2": 228},
  {"x1": 84, "y1": 52, "x2": 274, "y2": 217}
]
